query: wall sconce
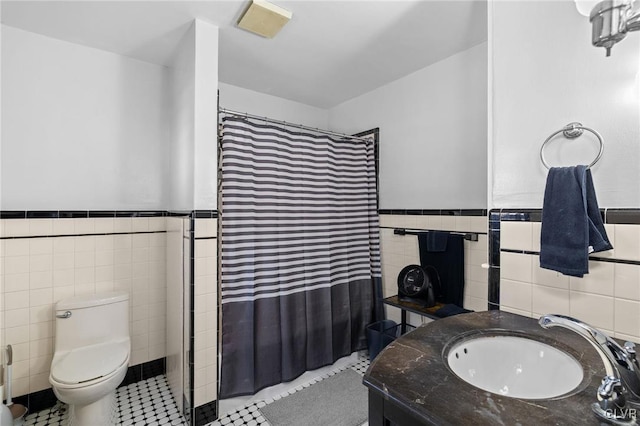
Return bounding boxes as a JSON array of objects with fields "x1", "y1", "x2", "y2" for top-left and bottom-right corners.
[{"x1": 576, "y1": 0, "x2": 640, "y2": 56}]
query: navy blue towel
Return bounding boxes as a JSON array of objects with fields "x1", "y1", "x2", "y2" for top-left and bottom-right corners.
[
  {"x1": 540, "y1": 165, "x2": 612, "y2": 277},
  {"x1": 425, "y1": 231, "x2": 448, "y2": 252},
  {"x1": 417, "y1": 233, "x2": 465, "y2": 306},
  {"x1": 434, "y1": 304, "x2": 472, "y2": 318}
]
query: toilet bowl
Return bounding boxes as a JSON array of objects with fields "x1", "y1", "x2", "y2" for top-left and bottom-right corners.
[{"x1": 49, "y1": 292, "x2": 130, "y2": 426}]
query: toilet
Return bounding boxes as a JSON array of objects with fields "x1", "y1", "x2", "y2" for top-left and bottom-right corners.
[{"x1": 49, "y1": 292, "x2": 130, "y2": 425}]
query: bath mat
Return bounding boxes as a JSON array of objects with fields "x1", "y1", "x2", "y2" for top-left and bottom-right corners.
[{"x1": 258, "y1": 368, "x2": 368, "y2": 426}]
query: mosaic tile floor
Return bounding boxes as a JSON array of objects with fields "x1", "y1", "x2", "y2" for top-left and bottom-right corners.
[
  {"x1": 22, "y1": 353, "x2": 371, "y2": 426},
  {"x1": 210, "y1": 353, "x2": 371, "y2": 426},
  {"x1": 23, "y1": 375, "x2": 187, "y2": 426}
]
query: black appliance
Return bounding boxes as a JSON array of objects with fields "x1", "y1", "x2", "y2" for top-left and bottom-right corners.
[{"x1": 397, "y1": 264, "x2": 439, "y2": 307}]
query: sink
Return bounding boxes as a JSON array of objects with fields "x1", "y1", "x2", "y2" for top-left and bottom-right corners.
[{"x1": 446, "y1": 334, "x2": 584, "y2": 400}]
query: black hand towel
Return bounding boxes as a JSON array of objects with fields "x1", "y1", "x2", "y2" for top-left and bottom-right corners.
[
  {"x1": 418, "y1": 232, "x2": 465, "y2": 306},
  {"x1": 425, "y1": 231, "x2": 448, "y2": 252},
  {"x1": 540, "y1": 165, "x2": 612, "y2": 277},
  {"x1": 434, "y1": 304, "x2": 473, "y2": 318}
]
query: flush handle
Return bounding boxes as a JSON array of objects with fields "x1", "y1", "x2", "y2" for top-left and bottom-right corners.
[{"x1": 56, "y1": 311, "x2": 72, "y2": 319}]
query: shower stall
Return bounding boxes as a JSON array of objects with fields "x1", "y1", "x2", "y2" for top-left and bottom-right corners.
[{"x1": 218, "y1": 112, "x2": 382, "y2": 398}]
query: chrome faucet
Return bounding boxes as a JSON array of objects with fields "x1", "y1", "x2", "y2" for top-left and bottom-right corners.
[{"x1": 539, "y1": 314, "x2": 640, "y2": 424}]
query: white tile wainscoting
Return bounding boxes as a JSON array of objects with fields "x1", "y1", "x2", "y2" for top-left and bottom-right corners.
[
  {"x1": 378, "y1": 212, "x2": 489, "y2": 326},
  {"x1": 193, "y1": 218, "x2": 218, "y2": 409},
  {"x1": 499, "y1": 216, "x2": 640, "y2": 344},
  {"x1": 2, "y1": 209, "x2": 492, "y2": 424},
  {"x1": 0, "y1": 212, "x2": 220, "y2": 425},
  {"x1": 0, "y1": 216, "x2": 168, "y2": 398}
]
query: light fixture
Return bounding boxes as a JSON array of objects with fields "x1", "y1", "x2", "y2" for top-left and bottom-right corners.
[
  {"x1": 575, "y1": 0, "x2": 600, "y2": 16},
  {"x1": 577, "y1": 0, "x2": 640, "y2": 56},
  {"x1": 237, "y1": 0, "x2": 292, "y2": 39}
]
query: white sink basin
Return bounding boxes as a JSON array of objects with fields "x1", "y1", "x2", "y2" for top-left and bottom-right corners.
[{"x1": 446, "y1": 335, "x2": 583, "y2": 399}]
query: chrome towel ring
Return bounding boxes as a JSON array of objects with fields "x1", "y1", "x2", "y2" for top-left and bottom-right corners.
[{"x1": 540, "y1": 122, "x2": 604, "y2": 169}]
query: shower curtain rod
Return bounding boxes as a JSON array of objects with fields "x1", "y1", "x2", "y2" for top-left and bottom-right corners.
[{"x1": 219, "y1": 107, "x2": 372, "y2": 142}]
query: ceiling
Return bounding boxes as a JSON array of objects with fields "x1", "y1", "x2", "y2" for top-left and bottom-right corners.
[{"x1": 0, "y1": 0, "x2": 487, "y2": 108}]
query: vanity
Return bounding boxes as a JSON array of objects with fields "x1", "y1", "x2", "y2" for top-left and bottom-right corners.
[{"x1": 363, "y1": 310, "x2": 616, "y2": 426}]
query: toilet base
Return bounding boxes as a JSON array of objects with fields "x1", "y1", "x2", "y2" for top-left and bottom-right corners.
[{"x1": 67, "y1": 391, "x2": 117, "y2": 426}]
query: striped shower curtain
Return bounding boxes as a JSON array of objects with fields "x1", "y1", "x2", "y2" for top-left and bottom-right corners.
[{"x1": 219, "y1": 116, "x2": 381, "y2": 398}]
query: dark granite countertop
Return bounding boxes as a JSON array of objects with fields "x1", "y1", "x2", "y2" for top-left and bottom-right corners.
[{"x1": 363, "y1": 310, "x2": 609, "y2": 425}]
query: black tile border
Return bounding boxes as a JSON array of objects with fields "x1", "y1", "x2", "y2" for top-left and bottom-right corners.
[
  {"x1": 0, "y1": 210, "x2": 219, "y2": 219},
  {"x1": 88, "y1": 210, "x2": 120, "y2": 218},
  {"x1": 12, "y1": 357, "x2": 166, "y2": 414},
  {"x1": 606, "y1": 209, "x2": 640, "y2": 224},
  {"x1": 1, "y1": 210, "x2": 167, "y2": 219},
  {"x1": 378, "y1": 209, "x2": 488, "y2": 216},
  {"x1": 194, "y1": 399, "x2": 218, "y2": 426},
  {"x1": 0, "y1": 208, "x2": 516, "y2": 220},
  {"x1": 500, "y1": 248, "x2": 640, "y2": 267},
  {"x1": 12, "y1": 387, "x2": 57, "y2": 415},
  {"x1": 194, "y1": 210, "x2": 219, "y2": 219},
  {"x1": 58, "y1": 211, "x2": 91, "y2": 218},
  {"x1": 26, "y1": 211, "x2": 59, "y2": 219},
  {"x1": 497, "y1": 210, "x2": 540, "y2": 222},
  {"x1": 0, "y1": 230, "x2": 167, "y2": 241},
  {"x1": 118, "y1": 211, "x2": 166, "y2": 218},
  {"x1": 0, "y1": 211, "x2": 27, "y2": 219},
  {"x1": 167, "y1": 211, "x2": 194, "y2": 217},
  {"x1": 492, "y1": 207, "x2": 640, "y2": 224},
  {"x1": 120, "y1": 358, "x2": 167, "y2": 388}
]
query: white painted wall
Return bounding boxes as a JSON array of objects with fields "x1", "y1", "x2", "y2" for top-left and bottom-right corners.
[
  {"x1": 1, "y1": 25, "x2": 170, "y2": 210},
  {"x1": 1, "y1": 10, "x2": 4, "y2": 216},
  {"x1": 328, "y1": 43, "x2": 488, "y2": 210},
  {"x1": 218, "y1": 83, "x2": 329, "y2": 129},
  {"x1": 168, "y1": 20, "x2": 219, "y2": 211},
  {"x1": 193, "y1": 20, "x2": 219, "y2": 211},
  {"x1": 168, "y1": 24, "x2": 196, "y2": 211},
  {"x1": 490, "y1": 0, "x2": 640, "y2": 209}
]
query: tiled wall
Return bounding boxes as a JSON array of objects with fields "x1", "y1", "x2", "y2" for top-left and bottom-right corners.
[
  {"x1": 0, "y1": 216, "x2": 167, "y2": 398},
  {"x1": 166, "y1": 216, "x2": 189, "y2": 414},
  {"x1": 378, "y1": 212, "x2": 489, "y2": 326},
  {"x1": 193, "y1": 218, "x2": 217, "y2": 410},
  {"x1": 496, "y1": 210, "x2": 640, "y2": 344}
]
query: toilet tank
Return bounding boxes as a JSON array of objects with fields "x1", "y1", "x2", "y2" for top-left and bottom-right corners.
[{"x1": 54, "y1": 291, "x2": 130, "y2": 352}]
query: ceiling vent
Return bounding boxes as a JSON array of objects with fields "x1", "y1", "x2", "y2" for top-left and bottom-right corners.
[{"x1": 237, "y1": 0, "x2": 292, "y2": 38}]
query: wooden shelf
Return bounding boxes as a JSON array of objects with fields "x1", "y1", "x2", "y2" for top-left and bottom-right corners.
[{"x1": 382, "y1": 295, "x2": 444, "y2": 322}]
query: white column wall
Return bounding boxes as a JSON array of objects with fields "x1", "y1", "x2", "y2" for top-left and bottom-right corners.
[{"x1": 194, "y1": 21, "x2": 219, "y2": 211}]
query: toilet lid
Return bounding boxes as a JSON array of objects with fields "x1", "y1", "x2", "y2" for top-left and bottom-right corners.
[{"x1": 51, "y1": 340, "x2": 129, "y2": 385}]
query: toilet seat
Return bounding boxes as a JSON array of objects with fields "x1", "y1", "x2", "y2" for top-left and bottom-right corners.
[{"x1": 51, "y1": 339, "x2": 129, "y2": 387}]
